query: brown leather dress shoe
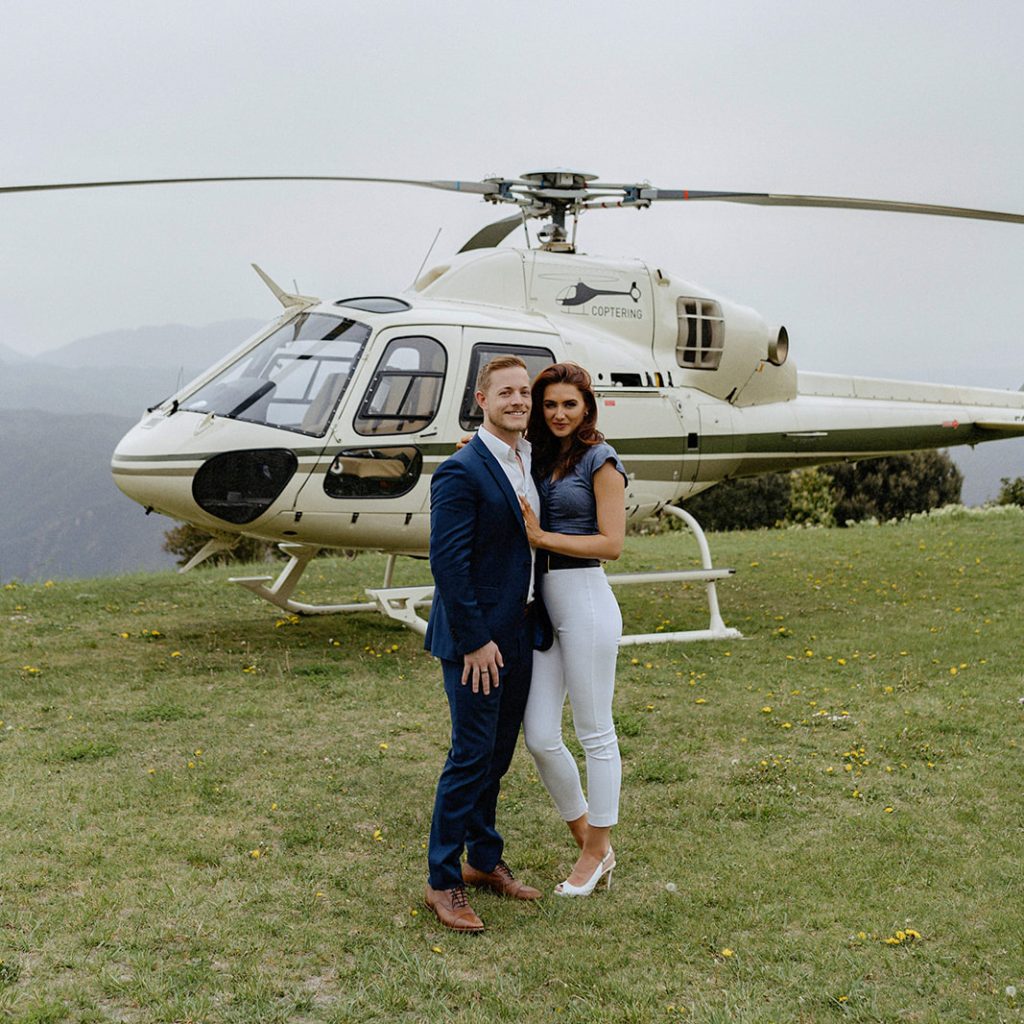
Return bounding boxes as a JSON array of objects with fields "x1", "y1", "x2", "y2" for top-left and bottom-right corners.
[
  {"x1": 424, "y1": 884, "x2": 485, "y2": 932},
  {"x1": 462, "y1": 860, "x2": 542, "y2": 900}
]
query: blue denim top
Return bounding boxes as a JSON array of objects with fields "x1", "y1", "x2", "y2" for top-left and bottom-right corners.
[{"x1": 537, "y1": 442, "x2": 628, "y2": 535}]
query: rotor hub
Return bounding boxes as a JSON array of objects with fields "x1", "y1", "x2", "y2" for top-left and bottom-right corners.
[{"x1": 519, "y1": 168, "x2": 599, "y2": 190}]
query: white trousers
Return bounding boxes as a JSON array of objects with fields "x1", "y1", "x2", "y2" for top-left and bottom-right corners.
[{"x1": 523, "y1": 567, "x2": 622, "y2": 828}]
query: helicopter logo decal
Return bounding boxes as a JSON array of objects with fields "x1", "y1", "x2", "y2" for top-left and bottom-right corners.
[
  {"x1": 555, "y1": 280, "x2": 644, "y2": 319},
  {"x1": 556, "y1": 280, "x2": 642, "y2": 307}
]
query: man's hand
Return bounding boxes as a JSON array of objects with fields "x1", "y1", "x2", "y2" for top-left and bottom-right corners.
[{"x1": 462, "y1": 641, "x2": 504, "y2": 695}]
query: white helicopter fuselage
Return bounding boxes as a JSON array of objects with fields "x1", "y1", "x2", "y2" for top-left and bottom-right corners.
[{"x1": 111, "y1": 245, "x2": 1024, "y2": 556}]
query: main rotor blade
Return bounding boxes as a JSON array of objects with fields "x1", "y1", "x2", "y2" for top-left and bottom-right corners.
[
  {"x1": 458, "y1": 214, "x2": 527, "y2": 252},
  {"x1": 0, "y1": 175, "x2": 499, "y2": 197},
  {"x1": 640, "y1": 188, "x2": 1024, "y2": 225}
]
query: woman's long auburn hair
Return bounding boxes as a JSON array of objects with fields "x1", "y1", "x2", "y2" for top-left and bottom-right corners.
[{"x1": 527, "y1": 362, "x2": 605, "y2": 479}]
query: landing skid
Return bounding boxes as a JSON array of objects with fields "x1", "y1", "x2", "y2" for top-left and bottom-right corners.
[
  {"x1": 229, "y1": 506, "x2": 740, "y2": 644},
  {"x1": 611, "y1": 505, "x2": 741, "y2": 645}
]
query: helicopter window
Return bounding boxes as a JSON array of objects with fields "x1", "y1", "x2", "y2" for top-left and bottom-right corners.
[
  {"x1": 192, "y1": 448, "x2": 299, "y2": 525},
  {"x1": 322, "y1": 446, "x2": 423, "y2": 499},
  {"x1": 354, "y1": 336, "x2": 447, "y2": 436},
  {"x1": 180, "y1": 313, "x2": 370, "y2": 436},
  {"x1": 459, "y1": 343, "x2": 556, "y2": 430},
  {"x1": 676, "y1": 298, "x2": 725, "y2": 370},
  {"x1": 335, "y1": 296, "x2": 412, "y2": 314}
]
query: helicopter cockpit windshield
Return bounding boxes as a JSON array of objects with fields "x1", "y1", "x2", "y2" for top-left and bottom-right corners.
[{"x1": 180, "y1": 313, "x2": 371, "y2": 436}]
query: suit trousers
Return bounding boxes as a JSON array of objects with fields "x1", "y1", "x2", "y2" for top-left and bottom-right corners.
[
  {"x1": 523, "y1": 567, "x2": 622, "y2": 828},
  {"x1": 427, "y1": 621, "x2": 533, "y2": 890}
]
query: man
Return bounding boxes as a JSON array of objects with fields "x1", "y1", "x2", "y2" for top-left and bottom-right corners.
[{"x1": 424, "y1": 355, "x2": 544, "y2": 932}]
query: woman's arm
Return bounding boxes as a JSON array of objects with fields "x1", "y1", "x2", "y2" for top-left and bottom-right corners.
[{"x1": 520, "y1": 462, "x2": 626, "y2": 560}]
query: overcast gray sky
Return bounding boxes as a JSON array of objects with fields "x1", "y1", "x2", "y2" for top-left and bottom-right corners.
[{"x1": 2, "y1": 0, "x2": 1023, "y2": 398}]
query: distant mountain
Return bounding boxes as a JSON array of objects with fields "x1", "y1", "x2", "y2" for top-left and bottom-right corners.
[
  {"x1": 0, "y1": 318, "x2": 265, "y2": 419},
  {"x1": 0, "y1": 319, "x2": 266, "y2": 582},
  {"x1": 34, "y1": 320, "x2": 264, "y2": 372},
  {"x1": 0, "y1": 342, "x2": 31, "y2": 365},
  {"x1": 1, "y1": 361, "x2": 200, "y2": 418},
  {"x1": 0, "y1": 409, "x2": 177, "y2": 582}
]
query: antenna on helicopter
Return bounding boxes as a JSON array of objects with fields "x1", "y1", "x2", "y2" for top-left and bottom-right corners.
[{"x1": 415, "y1": 227, "x2": 444, "y2": 282}]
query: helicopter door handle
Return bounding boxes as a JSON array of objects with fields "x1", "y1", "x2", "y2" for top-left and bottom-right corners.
[
  {"x1": 785, "y1": 431, "x2": 828, "y2": 438},
  {"x1": 419, "y1": 428, "x2": 439, "y2": 438}
]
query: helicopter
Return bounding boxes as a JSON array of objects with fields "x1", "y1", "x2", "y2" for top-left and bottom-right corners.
[{"x1": 5, "y1": 169, "x2": 1024, "y2": 643}]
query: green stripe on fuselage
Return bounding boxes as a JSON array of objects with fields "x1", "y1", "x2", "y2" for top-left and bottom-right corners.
[{"x1": 111, "y1": 422, "x2": 1001, "y2": 474}]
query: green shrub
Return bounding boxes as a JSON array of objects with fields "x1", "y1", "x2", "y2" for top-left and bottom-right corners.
[
  {"x1": 784, "y1": 466, "x2": 836, "y2": 527},
  {"x1": 996, "y1": 475, "x2": 1024, "y2": 507},
  {"x1": 677, "y1": 473, "x2": 791, "y2": 532},
  {"x1": 824, "y1": 450, "x2": 962, "y2": 524}
]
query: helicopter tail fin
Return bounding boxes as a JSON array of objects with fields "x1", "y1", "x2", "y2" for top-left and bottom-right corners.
[{"x1": 251, "y1": 263, "x2": 320, "y2": 309}]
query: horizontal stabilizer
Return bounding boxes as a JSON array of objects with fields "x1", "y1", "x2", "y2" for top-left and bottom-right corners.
[{"x1": 975, "y1": 420, "x2": 1024, "y2": 434}]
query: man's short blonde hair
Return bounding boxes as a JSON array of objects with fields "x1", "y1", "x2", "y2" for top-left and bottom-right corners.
[{"x1": 475, "y1": 354, "x2": 528, "y2": 394}]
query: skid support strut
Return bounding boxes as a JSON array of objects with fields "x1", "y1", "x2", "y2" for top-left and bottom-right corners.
[
  {"x1": 230, "y1": 543, "x2": 381, "y2": 616},
  {"x1": 231, "y1": 545, "x2": 434, "y2": 630},
  {"x1": 610, "y1": 505, "x2": 741, "y2": 645}
]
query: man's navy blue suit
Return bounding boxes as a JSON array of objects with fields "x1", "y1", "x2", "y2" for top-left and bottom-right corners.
[{"x1": 425, "y1": 433, "x2": 541, "y2": 890}]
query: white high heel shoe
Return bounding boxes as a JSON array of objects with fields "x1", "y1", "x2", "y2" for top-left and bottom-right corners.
[{"x1": 553, "y1": 847, "x2": 615, "y2": 897}]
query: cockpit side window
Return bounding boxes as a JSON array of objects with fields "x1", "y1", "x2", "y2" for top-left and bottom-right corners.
[
  {"x1": 180, "y1": 313, "x2": 370, "y2": 436},
  {"x1": 354, "y1": 336, "x2": 447, "y2": 436},
  {"x1": 676, "y1": 298, "x2": 725, "y2": 370},
  {"x1": 459, "y1": 343, "x2": 555, "y2": 430}
]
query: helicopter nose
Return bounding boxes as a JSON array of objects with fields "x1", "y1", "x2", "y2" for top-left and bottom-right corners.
[{"x1": 112, "y1": 417, "x2": 300, "y2": 528}]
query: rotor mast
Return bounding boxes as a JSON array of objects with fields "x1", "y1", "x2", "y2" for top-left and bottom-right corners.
[{"x1": 489, "y1": 169, "x2": 602, "y2": 253}]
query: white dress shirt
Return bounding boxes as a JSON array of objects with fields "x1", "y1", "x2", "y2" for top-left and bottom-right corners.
[{"x1": 477, "y1": 424, "x2": 541, "y2": 602}]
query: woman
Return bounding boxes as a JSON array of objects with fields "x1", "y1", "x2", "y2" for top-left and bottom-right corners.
[{"x1": 519, "y1": 362, "x2": 627, "y2": 897}]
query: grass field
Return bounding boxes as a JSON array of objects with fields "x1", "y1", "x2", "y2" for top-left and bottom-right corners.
[{"x1": 2, "y1": 508, "x2": 1023, "y2": 1023}]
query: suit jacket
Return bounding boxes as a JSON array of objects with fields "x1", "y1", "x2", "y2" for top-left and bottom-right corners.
[{"x1": 425, "y1": 433, "x2": 549, "y2": 661}]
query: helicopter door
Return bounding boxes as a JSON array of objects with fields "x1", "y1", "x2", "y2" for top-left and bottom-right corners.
[
  {"x1": 277, "y1": 328, "x2": 455, "y2": 550},
  {"x1": 695, "y1": 403, "x2": 740, "y2": 491},
  {"x1": 591, "y1": 388, "x2": 690, "y2": 516}
]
